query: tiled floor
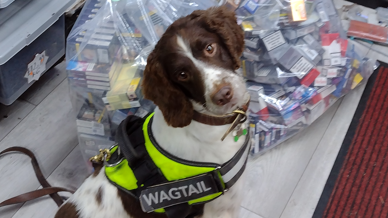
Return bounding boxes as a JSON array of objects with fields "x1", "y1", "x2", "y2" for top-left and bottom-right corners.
[{"x1": 1, "y1": 1, "x2": 388, "y2": 218}]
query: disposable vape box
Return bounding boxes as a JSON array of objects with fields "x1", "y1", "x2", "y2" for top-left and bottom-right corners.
[
  {"x1": 82, "y1": 39, "x2": 119, "y2": 64},
  {"x1": 282, "y1": 24, "x2": 315, "y2": 41},
  {"x1": 278, "y1": 46, "x2": 314, "y2": 77},
  {"x1": 67, "y1": 61, "x2": 122, "y2": 81},
  {"x1": 242, "y1": 48, "x2": 263, "y2": 62},
  {"x1": 76, "y1": 104, "x2": 110, "y2": 136},
  {"x1": 244, "y1": 38, "x2": 261, "y2": 49}
]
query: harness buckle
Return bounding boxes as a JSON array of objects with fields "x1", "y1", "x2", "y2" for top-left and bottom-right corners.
[
  {"x1": 212, "y1": 167, "x2": 228, "y2": 194},
  {"x1": 103, "y1": 144, "x2": 125, "y2": 167},
  {"x1": 89, "y1": 148, "x2": 111, "y2": 163}
]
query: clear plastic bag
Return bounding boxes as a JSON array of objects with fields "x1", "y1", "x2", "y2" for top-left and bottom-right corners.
[
  {"x1": 66, "y1": 0, "x2": 219, "y2": 168},
  {"x1": 239, "y1": 0, "x2": 379, "y2": 155},
  {"x1": 239, "y1": 0, "x2": 350, "y2": 79},
  {"x1": 66, "y1": 0, "x2": 379, "y2": 164}
]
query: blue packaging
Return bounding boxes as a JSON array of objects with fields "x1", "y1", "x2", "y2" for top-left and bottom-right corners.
[
  {"x1": 332, "y1": 68, "x2": 350, "y2": 97},
  {"x1": 242, "y1": 0, "x2": 259, "y2": 14}
]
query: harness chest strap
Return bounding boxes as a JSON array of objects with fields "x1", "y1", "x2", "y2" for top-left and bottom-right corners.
[
  {"x1": 139, "y1": 133, "x2": 250, "y2": 213},
  {"x1": 104, "y1": 113, "x2": 251, "y2": 215}
]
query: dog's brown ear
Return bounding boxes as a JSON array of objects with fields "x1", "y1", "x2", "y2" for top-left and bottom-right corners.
[
  {"x1": 194, "y1": 6, "x2": 244, "y2": 70},
  {"x1": 142, "y1": 52, "x2": 193, "y2": 128}
]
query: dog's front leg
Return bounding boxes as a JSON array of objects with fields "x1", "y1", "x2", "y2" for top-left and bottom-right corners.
[
  {"x1": 201, "y1": 193, "x2": 241, "y2": 218},
  {"x1": 201, "y1": 174, "x2": 245, "y2": 218}
]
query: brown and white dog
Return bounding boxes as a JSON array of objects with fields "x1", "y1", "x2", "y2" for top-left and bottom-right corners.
[{"x1": 55, "y1": 6, "x2": 248, "y2": 218}]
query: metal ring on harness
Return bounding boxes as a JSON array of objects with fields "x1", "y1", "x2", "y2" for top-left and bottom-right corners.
[{"x1": 104, "y1": 144, "x2": 124, "y2": 167}]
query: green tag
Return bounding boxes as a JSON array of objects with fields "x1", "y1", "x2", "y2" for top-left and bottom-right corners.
[{"x1": 234, "y1": 129, "x2": 248, "y2": 142}]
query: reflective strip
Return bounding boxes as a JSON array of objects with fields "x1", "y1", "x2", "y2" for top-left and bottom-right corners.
[{"x1": 221, "y1": 141, "x2": 250, "y2": 183}]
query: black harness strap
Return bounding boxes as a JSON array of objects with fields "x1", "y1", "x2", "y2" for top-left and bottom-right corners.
[
  {"x1": 112, "y1": 115, "x2": 194, "y2": 218},
  {"x1": 219, "y1": 134, "x2": 250, "y2": 189},
  {"x1": 165, "y1": 203, "x2": 192, "y2": 218}
]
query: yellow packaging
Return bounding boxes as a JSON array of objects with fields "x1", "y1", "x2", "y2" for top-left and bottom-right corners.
[
  {"x1": 351, "y1": 73, "x2": 363, "y2": 89},
  {"x1": 290, "y1": 0, "x2": 307, "y2": 22},
  {"x1": 127, "y1": 77, "x2": 141, "y2": 99},
  {"x1": 241, "y1": 60, "x2": 247, "y2": 77},
  {"x1": 352, "y1": 59, "x2": 360, "y2": 69},
  {"x1": 122, "y1": 33, "x2": 142, "y2": 38},
  {"x1": 241, "y1": 21, "x2": 253, "y2": 31}
]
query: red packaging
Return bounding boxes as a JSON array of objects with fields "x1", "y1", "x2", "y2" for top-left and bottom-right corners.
[
  {"x1": 323, "y1": 95, "x2": 331, "y2": 109},
  {"x1": 301, "y1": 68, "x2": 321, "y2": 86},
  {"x1": 309, "y1": 94, "x2": 322, "y2": 105},
  {"x1": 347, "y1": 20, "x2": 388, "y2": 43},
  {"x1": 339, "y1": 38, "x2": 348, "y2": 56},
  {"x1": 257, "y1": 106, "x2": 269, "y2": 121},
  {"x1": 249, "y1": 101, "x2": 270, "y2": 121},
  {"x1": 321, "y1": 33, "x2": 340, "y2": 46}
]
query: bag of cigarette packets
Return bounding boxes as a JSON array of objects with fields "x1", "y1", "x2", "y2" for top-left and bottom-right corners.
[
  {"x1": 66, "y1": 0, "x2": 219, "y2": 169},
  {"x1": 66, "y1": 0, "x2": 379, "y2": 168},
  {"x1": 232, "y1": 0, "x2": 379, "y2": 155}
]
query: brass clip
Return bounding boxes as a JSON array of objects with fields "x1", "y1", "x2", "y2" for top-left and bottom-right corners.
[
  {"x1": 89, "y1": 148, "x2": 111, "y2": 163},
  {"x1": 221, "y1": 109, "x2": 247, "y2": 141}
]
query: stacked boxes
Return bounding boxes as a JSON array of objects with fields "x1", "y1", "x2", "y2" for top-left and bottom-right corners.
[
  {"x1": 67, "y1": 61, "x2": 122, "y2": 91},
  {"x1": 102, "y1": 63, "x2": 142, "y2": 111},
  {"x1": 66, "y1": 0, "x2": 153, "y2": 169}
]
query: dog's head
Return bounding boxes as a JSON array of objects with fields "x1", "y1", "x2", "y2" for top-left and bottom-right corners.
[{"x1": 142, "y1": 6, "x2": 246, "y2": 127}]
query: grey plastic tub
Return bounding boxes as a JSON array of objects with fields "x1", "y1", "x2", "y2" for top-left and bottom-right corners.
[
  {"x1": 0, "y1": 0, "x2": 14, "y2": 8},
  {"x1": 0, "y1": 0, "x2": 76, "y2": 105},
  {"x1": 0, "y1": 0, "x2": 33, "y2": 26}
]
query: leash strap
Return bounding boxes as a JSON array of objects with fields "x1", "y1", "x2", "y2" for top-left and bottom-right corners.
[
  {"x1": 0, "y1": 147, "x2": 75, "y2": 208},
  {"x1": 0, "y1": 187, "x2": 74, "y2": 207}
]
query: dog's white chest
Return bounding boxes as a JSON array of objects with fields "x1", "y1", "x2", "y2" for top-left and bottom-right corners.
[
  {"x1": 151, "y1": 108, "x2": 246, "y2": 164},
  {"x1": 66, "y1": 168, "x2": 131, "y2": 218}
]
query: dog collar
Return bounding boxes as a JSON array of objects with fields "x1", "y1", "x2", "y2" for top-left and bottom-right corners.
[
  {"x1": 97, "y1": 113, "x2": 251, "y2": 218},
  {"x1": 192, "y1": 96, "x2": 250, "y2": 141}
]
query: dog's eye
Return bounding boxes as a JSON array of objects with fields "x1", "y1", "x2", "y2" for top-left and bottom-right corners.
[
  {"x1": 178, "y1": 72, "x2": 189, "y2": 81},
  {"x1": 206, "y1": 45, "x2": 213, "y2": 53},
  {"x1": 204, "y1": 43, "x2": 217, "y2": 56}
]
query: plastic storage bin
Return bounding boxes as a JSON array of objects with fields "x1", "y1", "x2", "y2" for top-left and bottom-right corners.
[
  {"x1": 0, "y1": 0, "x2": 33, "y2": 26},
  {"x1": 0, "y1": 0, "x2": 14, "y2": 8},
  {"x1": 0, "y1": 0, "x2": 76, "y2": 105}
]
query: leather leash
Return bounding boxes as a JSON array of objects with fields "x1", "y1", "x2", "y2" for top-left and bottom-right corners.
[{"x1": 0, "y1": 147, "x2": 75, "y2": 208}]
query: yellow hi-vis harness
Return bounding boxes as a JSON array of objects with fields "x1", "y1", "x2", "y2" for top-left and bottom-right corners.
[{"x1": 103, "y1": 113, "x2": 250, "y2": 218}]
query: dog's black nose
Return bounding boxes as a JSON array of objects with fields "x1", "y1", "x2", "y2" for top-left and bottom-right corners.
[{"x1": 212, "y1": 86, "x2": 233, "y2": 106}]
